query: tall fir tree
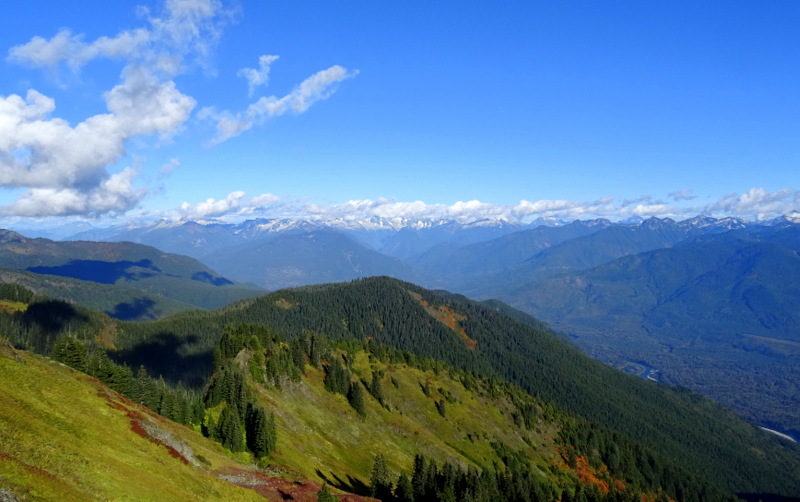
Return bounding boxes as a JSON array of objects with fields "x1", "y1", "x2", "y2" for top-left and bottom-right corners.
[
  {"x1": 218, "y1": 404, "x2": 244, "y2": 452},
  {"x1": 370, "y1": 453, "x2": 393, "y2": 500},
  {"x1": 395, "y1": 471, "x2": 414, "y2": 502}
]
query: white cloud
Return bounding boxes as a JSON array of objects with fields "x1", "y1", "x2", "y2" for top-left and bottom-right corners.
[
  {"x1": 238, "y1": 55, "x2": 279, "y2": 97},
  {"x1": 0, "y1": 167, "x2": 145, "y2": 217},
  {"x1": 162, "y1": 188, "x2": 799, "y2": 226},
  {"x1": 8, "y1": 0, "x2": 231, "y2": 76},
  {"x1": 206, "y1": 65, "x2": 359, "y2": 144},
  {"x1": 105, "y1": 66, "x2": 196, "y2": 137},
  {"x1": 4, "y1": 1, "x2": 355, "y2": 219},
  {"x1": 0, "y1": 66, "x2": 194, "y2": 216},
  {"x1": 179, "y1": 190, "x2": 246, "y2": 219},
  {"x1": 703, "y1": 187, "x2": 798, "y2": 220}
]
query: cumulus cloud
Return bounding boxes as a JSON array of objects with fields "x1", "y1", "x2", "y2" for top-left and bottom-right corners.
[
  {"x1": 168, "y1": 193, "x2": 621, "y2": 224},
  {"x1": 0, "y1": 66, "x2": 195, "y2": 216},
  {"x1": 3, "y1": 0, "x2": 353, "y2": 219},
  {"x1": 1, "y1": 0, "x2": 231, "y2": 217},
  {"x1": 703, "y1": 187, "x2": 798, "y2": 220},
  {"x1": 178, "y1": 190, "x2": 246, "y2": 219},
  {"x1": 205, "y1": 64, "x2": 359, "y2": 144},
  {"x1": 0, "y1": 167, "x2": 145, "y2": 217},
  {"x1": 238, "y1": 54, "x2": 279, "y2": 97}
]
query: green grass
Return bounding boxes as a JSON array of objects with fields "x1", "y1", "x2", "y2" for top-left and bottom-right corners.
[
  {"x1": 0, "y1": 342, "x2": 268, "y2": 501},
  {"x1": 254, "y1": 350, "x2": 560, "y2": 488}
]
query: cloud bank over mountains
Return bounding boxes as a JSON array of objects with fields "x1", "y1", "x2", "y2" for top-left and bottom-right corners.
[
  {"x1": 1, "y1": 0, "x2": 355, "y2": 218},
  {"x1": 165, "y1": 187, "x2": 799, "y2": 225}
]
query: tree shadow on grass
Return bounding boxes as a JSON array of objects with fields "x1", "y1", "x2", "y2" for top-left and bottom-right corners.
[{"x1": 315, "y1": 469, "x2": 370, "y2": 497}]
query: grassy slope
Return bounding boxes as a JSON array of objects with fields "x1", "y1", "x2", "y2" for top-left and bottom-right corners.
[
  {"x1": 258, "y1": 350, "x2": 562, "y2": 488},
  {"x1": 0, "y1": 340, "x2": 366, "y2": 502}
]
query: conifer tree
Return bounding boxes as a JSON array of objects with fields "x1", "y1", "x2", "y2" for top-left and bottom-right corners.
[
  {"x1": 395, "y1": 471, "x2": 414, "y2": 502},
  {"x1": 246, "y1": 403, "x2": 277, "y2": 458},
  {"x1": 218, "y1": 404, "x2": 244, "y2": 452},
  {"x1": 369, "y1": 371, "x2": 384, "y2": 405},
  {"x1": 316, "y1": 482, "x2": 336, "y2": 502},
  {"x1": 324, "y1": 357, "x2": 349, "y2": 395},
  {"x1": 370, "y1": 453, "x2": 393, "y2": 500},
  {"x1": 412, "y1": 454, "x2": 428, "y2": 502},
  {"x1": 347, "y1": 380, "x2": 366, "y2": 417},
  {"x1": 309, "y1": 332, "x2": 321, "y2": 368}
]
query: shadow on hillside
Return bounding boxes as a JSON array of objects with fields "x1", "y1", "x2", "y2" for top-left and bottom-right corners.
[
  {"x1": 22, "y1": 300, "x2": 88, "y2": 333},
  {"x1": 107, "y1": 298, "x2": 158, "y2": 321},
  {"x1": 191, "y1": 271, "x2": 233, "y2": 287},
  {"x1": 28, "y1": 259, "x2": 160, "y2": 285},
  {"x1": 315, "y1": 469, "x2": 370, "y2": 497},
  {"x1": 112, "y1": 332, "x2": 212, "y2": 389}
]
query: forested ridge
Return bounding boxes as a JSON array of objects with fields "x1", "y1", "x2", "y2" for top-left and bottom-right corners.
[{"x1": 2, "y1": 278, "x2": 800, "y2": 500}]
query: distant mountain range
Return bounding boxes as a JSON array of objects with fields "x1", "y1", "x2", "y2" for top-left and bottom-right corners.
[{"x1": 7, "y1": 212, "x2": 800, "y2": 441}]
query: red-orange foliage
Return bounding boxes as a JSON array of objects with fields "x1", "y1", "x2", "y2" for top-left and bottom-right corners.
[
  {"x1": 217, "y1": 467, "x2": 379, "y2": 502},
  {"x1": 100, "y1": 390, "x2": 189, "y2": 465},
  {"x1": 410, "y1": 292, "x2": 477, "y2": 350}
]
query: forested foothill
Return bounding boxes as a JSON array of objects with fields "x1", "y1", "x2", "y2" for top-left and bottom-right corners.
[{"x1": 1, "y1": 278, "x2": 799, "y2": 500}]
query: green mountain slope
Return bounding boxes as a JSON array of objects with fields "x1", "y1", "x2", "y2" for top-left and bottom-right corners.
[
  {"x1": 497, "y1": 231, "x2": 800, "y2": 438},
  {"x1": 115, "y1": 277, "x2": 800, "y2": 498},
  {"x1": 0, "y1": 267, "x2": 197, "y2": 320},
  {"x1": 0, "y1": 229, "x2": 263, "y2": 319},
  {"x1": 0, "y1": 339, "x2": 371, "y2": 502},
  {"x1": 210, "y1": 330, "x2": 736, "y2": 501}
]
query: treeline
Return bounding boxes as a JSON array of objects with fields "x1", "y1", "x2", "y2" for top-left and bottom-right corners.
[
  {"x1": 49, "y1": 335, "x2": 202, "y2": 425},
  {"x1": 365, "y1": 446, "x2": 734, "y2": 502}
]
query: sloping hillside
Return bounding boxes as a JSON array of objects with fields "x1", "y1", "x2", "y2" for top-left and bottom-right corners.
[
  {"x1": 0, "y1": 339, "x2": 370, "y2": 501},
  {"x1": 0, "y1": 230, "x2": 262, "y2": 319},
  {"x1": 114, "y1": 277, "x2": 800, "y2": 498},
  {"x1": 499, "y1": 230, "x2": 800, "y2": 437}
]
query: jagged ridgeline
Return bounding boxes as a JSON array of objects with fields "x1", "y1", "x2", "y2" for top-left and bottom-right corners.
[{"x1": 110, "y1": 276, "x2": 800, "y2": 499}]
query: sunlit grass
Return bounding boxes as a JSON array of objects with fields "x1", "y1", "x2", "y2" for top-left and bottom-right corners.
[
  {"x1": 255, "y1": 350, "x2": 559, "y2": 487},
  {"x1": 0, "y1": 346, "x2": 264, "y2": 501}
]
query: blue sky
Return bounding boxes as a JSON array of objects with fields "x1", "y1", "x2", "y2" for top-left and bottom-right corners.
[{"x1": 1, "y1": 0, "x2": 798, "y2": 227}]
